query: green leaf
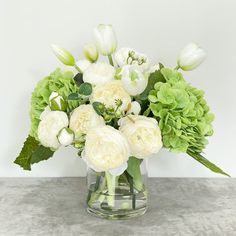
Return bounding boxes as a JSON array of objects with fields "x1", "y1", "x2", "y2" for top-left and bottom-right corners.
[
  {"x1": 31, "y1": 145, "x2": 54, "y2": 164},
  {"x1": 127, "y1": 156, "x2": 143, "y2": 191},
  {"x1": 14, "y1": 136, "x2": 39, "y2": 170},
  {"x1": 68, "y1": 93, "x2": 80, "y2": 100},
  {"x1": 14, "y1": 135, "x2": 54, "y2": 171},
  {"x1": 78, "y1": 82, "x2": 92, "y2": 96},
  {"x1": 73, "y1": 73, "x2": 83, "y2": 86},
  {"x1": 92, "y1": 102, "x2": 105, "y2": 115},
  {"x1": 187, "y1": 151, "x2": 230, "y2": 177},
  {"x1": 139, "y1": 68, "x2": 165, "y2": 101}
]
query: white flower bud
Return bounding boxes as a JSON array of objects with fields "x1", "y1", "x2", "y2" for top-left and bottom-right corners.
[
  {"x1": 51, "y1": 44, "x2": 75, "y2": 66},
  {"x1": 83, "y1": 43, "x2": 99, "y2": 63},
  {"x1": 177, "y1": 43, "x2": 206, "y2": 71},
  {"x1": 93, "y1": 24, "x2": 117, "y2": 56},
  {"x1": 49, "y1": 92, "x2": 66, "y2": 111},
  {"x1": 121, "y1": 65, "x2": 148, "y2": 96},
  {"x1": 57, "y1": 128, "x2": 74, "y2": 146},
  {"x1": 127, "y1": 101, "x2": 141, "y2": 115}
]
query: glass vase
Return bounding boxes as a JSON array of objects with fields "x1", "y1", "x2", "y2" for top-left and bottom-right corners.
[{"x1": 86, "y1": 160, "x2": 148, "y2": 220}]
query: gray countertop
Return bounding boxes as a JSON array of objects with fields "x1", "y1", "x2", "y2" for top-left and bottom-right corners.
[{"x1": 0, "y1": 178, "x2": 236, "y2": 236}]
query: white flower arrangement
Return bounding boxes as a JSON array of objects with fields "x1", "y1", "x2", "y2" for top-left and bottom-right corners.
[{"x1": 15, "y1": 24, "x2": 229, "y2": 217}]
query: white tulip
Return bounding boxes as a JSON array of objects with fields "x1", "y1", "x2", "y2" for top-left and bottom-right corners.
[
  {"x1": 83, "y1": 43, "x2": 99, "y2": 63},
  {"x1": 126, "y1": 101, "x2": 141, "y2": 115},
  {"x1": 90, "y1": 81, "x2": 131, "y2": 112},
  {"x1": 121, "y1": 65, "x2": 148, "y2": 96},
  {"x1": 82, "y1": 125, "x2": 130, "y2": 172},
  {"x1": 51, "y1": 44, "x2": 75, "y2": 66},
  {"x1": 83, "y1": 62, "x2": 115, "y2": 85},
  {"x1": 114, "y1": 47, "x2": 149, "y2": 72},
  {"x1": 38, "y1": 111, "x2": 69, "y2": 149},
  {"x1": 69, "y1": 104, "x2": 105, "y2": 137},
  {"x1": 177, "y1": 43, "x2": 206, "y2": 71},
  {"x1": 49, "y1": 92, "x2": 66, "y2": 111},
  {"x1": 118, "y1": 115, "x2": 163, "y2": 158},
  {"x1": 57, "y1": 127, "x2": 74, "y2": 146},
  {"x1": 93, "y1": 24, "x2": 117, "y2": 56},
  {"x1": 75, "y1": 60, "x2": 91, "y2": 73}
]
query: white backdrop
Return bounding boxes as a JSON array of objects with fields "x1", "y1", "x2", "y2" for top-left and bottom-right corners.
[{"x1": 0, "y1": 0, "x2": 235, "y2": 177}]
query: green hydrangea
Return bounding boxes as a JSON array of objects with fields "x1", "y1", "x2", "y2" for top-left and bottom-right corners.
[
  {"x1": 149, "y1": 68, "x2": 214, "y2": 154},
  {"x1": 30, "y1": 68, "x2": 79, "y2": 139}
]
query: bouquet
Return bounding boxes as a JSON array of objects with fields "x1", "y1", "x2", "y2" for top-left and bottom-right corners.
[{"x1": 14, "y1": 24, "x2": 229, "y2": 219}]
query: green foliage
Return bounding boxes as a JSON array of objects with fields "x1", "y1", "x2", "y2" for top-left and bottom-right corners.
[
  {"x1": 78, "y1": 82, "x2": 92, "y2": 96},
  {"x1": 149, "y1": 68, "x2": 214, "y2": 154},
  {"x1": 30, "y1": 69, "x2": 79, "y2": 139},
  {"x1": 187, "y1": 150, "x2": 230, "y2": 177},
  {"x1": 14, "y1": 136, "x2": 54, "y2": 170}
]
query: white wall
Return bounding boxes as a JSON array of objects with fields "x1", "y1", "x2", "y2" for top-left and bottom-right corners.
[{"x1": 0, "y1": 0, "x2": 235, "y2": 177}]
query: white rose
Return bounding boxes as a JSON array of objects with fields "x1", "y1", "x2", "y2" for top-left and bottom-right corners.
[
  {"x1": 69, "y1": 104, "x2": 105, "y2": 137},
  {"x1": 82, "y1": 125, "x2": 130, "y2": 172},
  {"x1": 38, "y1": 111, "x2": 69, "y2": 149},
  {"x1": 118, "y1": 115, "x2": 163, "y2": 158},
  {"x1": 114, "y1": 47, "x2": 149, "y2": 72},
  {"x1": 57, "y1": 128, "x2": 74, "y2": 146},
  {"x1": 121, "y1": 65, "x2": 148, "y2": 96},
  {"x1": 126, "y1": 101, "x2": 141, "y2": 115},
  {"x1": 90, "y1": 80, "x2": 131, "y2": 112},
  {"x1": 75, "y1": 60, "x2": 91, "y2": 73},
  {"x1": 83, "y1": 62, "x2": 115, "y2": 85}
]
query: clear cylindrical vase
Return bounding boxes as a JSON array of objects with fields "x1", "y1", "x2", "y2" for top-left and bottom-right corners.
[{"x1": 86, "y1": 160, "x2": 148, "y2": 219}]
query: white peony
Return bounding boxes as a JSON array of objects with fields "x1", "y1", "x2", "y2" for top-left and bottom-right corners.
[
  {"x1": 121, "y1": 65, "x2": 148, "y2": 96},
  {"x1": 118, "y1": 115, "x2": 163, "y2": 158},
  {"x1": 114, "y1": 47, "x2": 149, "y2": 72},
  {"x1": 69, "y1": 104, "x2": 105, "y2": 137},
  {"x1": 82, "y1": 125, "x2": 130, "y2": 172},
  {"x1": 57, "y1": 128, "x2": 74, "y2": 146},
  {"x1": 90, "y1": 80, "x2": 131, "y2": 112},
  {"x1": 38, "y1": 111, "x2": 69, "y2": 149},
  {"x1": 75, "y1": 60, "x2": 91, "y2": 73},
  {"x1": 83, "y1": 62, "x2": 115, "y2": 85}
]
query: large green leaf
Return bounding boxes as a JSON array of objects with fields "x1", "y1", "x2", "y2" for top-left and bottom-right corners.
[
  {"x1": 187, "y1": 151, "x2": 230, "y2": 177},
  {"x1": 14, "y1": 135, "x2": 54, "y2": 170}
]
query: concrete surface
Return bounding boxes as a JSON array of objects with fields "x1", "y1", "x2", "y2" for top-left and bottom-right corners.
[{"x1": 0, "y1": 178, "x2": 235, "y2": 236}]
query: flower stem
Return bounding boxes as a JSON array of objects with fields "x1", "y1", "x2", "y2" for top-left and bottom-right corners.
[
  {"x1": 108, "y1": 54, "x2": 114, "y2": 66},
  {"x1": 105, "y1": 171, "x2": 116, "y2": 207},
  {"x1": 174, "y1": 65, "x2": 180, "y2": 70},
  {"x1": 74, "y1": 64, "x2": 82, "y2": 73}
]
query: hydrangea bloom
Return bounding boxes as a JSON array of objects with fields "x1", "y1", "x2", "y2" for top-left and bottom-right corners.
[
  {"x1": 30, "y1": 69, "x2": 79, "y2": 139},
  {"x1": 149, "y1": 68, "x2": 214, "y2": 154}
]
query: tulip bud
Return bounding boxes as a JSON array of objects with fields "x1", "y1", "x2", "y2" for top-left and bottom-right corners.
[
  {"x1": 49, "y1": 92, "x2": 67, "y2": 111},
  {"x1": 57, "y1": 128, "x2": 74, "y2": 146},
  {"x1": 51, "y1": 44, "x2": 75, "y2": 66},
  {"x1": 126, "y1": 101, "x2": 141, "y2": 115},
  {"x1": 83, "y1": 43, "x2": 99, "y2": 62},
  {"x1": 177, "y1": 43, "x2": 206, "y2": 71},
  {"x1": 93, "y1": 24, "x2": 117, "y2": 56}
]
